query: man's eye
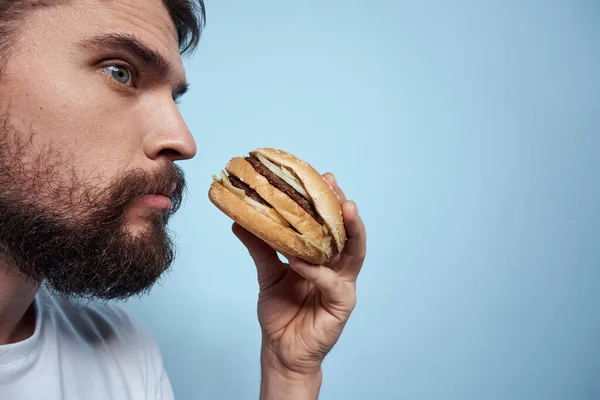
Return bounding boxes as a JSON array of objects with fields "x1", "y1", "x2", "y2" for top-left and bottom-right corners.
[{"x1": 103, "y1": 65, "x2": 133, "y2": 86}]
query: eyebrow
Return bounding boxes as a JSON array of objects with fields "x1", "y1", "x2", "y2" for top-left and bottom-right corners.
[{"x1": 79, "y1": 33, "x2": 189, "y2": 100}]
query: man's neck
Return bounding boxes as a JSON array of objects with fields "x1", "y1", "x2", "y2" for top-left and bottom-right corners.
[{"x1": 0, "y1": 256, "x2": 39, "y2": 346}]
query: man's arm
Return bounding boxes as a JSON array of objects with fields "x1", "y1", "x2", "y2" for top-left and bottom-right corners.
[{"x1": 260, "y1": 346, "x2": 322, "y2": 400}]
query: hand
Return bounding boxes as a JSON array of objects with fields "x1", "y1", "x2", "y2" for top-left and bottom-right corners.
[{"x1": 233, "y1": 172, "x2": 367, "y2": 397}]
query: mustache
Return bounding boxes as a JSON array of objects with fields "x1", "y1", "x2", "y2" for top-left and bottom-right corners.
[{"x1": 95, "y1": 163, "x2": 187, "y2": 219}]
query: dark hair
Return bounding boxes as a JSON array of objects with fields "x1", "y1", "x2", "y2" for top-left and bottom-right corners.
[
  {"x1": 163, "y1": 0, "x2": 206, "y2": 56},
  {"x1": 0, "y1": 0, "x2": 206, "y2": 72}
]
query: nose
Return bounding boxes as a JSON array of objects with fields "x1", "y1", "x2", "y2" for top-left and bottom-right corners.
[{"x1": 142, "y1": 98, "x2": 197, "y2": 162}]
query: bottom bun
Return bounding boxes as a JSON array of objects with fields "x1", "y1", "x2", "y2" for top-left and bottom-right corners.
[{"x1": 208, "y1": 181, "x2": 328, "y2": 265}]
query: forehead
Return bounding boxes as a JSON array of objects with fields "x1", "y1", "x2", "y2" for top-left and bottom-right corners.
[
  {"x1": 95, "y1": 0, "x2": 178, "y2": 46},
  {"x1": 41, "y1": 0, "x2": 183, "y2": 72}
]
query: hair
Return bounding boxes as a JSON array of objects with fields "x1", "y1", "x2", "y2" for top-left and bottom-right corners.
[
  {"x1": 162, "y1": 0, "x2": 206, "y2": 56},
  {"x1": 0, "y1": 0, "x2": 206, "y2": 73}
]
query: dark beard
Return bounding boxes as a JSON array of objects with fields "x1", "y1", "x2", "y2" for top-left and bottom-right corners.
[{"x1": 0, "y1": 113, "x2": 186, "y2": 301}]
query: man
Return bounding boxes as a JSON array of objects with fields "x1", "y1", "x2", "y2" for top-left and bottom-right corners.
[{"x1": 0, "y1": 0, "x2": 367, "y2": 399}]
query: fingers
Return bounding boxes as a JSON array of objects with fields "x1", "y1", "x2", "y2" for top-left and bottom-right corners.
[
  {"x1": 287, "y1": 255, "x2": 350, "y2": 307},
  {"x1": 232, "y1": 223, "x2": 287, "y2": 291},
  {"x1": 322, "y1": 173, "x2": 367, "y2": 282},
  {"x1": 323, "y1": 172, "x2": 347, "y2": 203},
  {"x1": 338, "y1": 200, "x2": 367, "y2": 282}
]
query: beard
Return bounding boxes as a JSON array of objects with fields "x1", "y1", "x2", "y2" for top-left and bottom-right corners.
[{"x1": 0, "y1": 113, "x2": 186, "y2": 301}]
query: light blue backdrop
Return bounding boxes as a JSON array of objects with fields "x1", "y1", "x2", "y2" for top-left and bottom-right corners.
[{"x1": 123, "y1": 0, "x2": 600, "y2": 398}]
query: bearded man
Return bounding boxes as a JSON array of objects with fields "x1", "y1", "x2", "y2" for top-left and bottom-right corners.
[{"x1": 0, "y1": 1, "x2": 367, "y2": 399}]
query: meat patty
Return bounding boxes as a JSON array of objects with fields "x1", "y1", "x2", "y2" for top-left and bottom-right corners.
[
  {"x1": 245, "y1": 156, "x2": 320, "y2": 221},
  {"x1": 229, "y1": 175, "x2": 270, "y2": 206}
]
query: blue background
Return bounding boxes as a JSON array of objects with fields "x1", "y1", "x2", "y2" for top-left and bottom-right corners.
[{"x1": 124, "y1": 0, "x2": 600, "y2": 398}]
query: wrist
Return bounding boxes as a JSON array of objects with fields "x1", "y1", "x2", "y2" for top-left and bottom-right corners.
[{"x1": 260, "y1": 341, "x2": 323, "y2": 400}]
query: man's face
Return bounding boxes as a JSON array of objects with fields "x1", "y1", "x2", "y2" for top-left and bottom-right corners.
[{"x1": 0, "y1": 0, "x2": 197, "y2": 300}]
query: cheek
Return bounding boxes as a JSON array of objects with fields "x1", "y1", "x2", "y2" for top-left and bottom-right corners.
[{"x1": 4, "y1": 62, "x2": 143, "y2": 180}]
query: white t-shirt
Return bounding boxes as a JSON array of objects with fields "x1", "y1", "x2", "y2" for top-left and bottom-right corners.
[{"x1": 0, "y1": 286, "x2": 173, "y2": 399}]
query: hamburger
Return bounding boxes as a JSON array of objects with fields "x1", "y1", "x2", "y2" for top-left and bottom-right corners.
[{"x1": 208, "y1": 148, "x2": 346, "y2": 265}]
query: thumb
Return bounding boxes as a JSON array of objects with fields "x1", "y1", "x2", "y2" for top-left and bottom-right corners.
[{"x1": 232, "y1": 223, "x2": 287, "y2": 291}]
